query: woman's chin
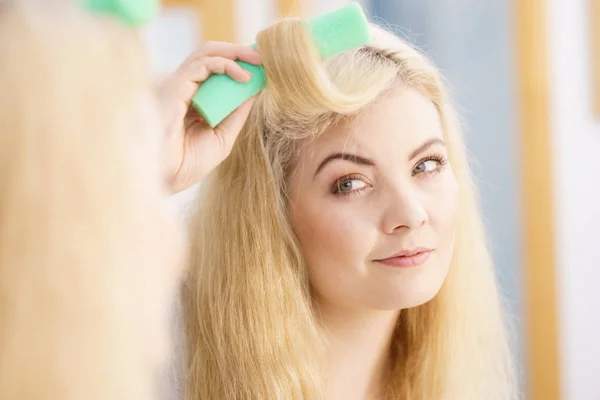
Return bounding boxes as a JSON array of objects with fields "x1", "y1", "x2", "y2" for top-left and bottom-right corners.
[{"x1": 363, "y1": 277, "x2": 446, "y2": 311}]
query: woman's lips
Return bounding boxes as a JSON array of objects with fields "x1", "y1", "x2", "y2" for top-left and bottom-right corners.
[{"x1": 375, "y1": 249, "x2": 433, "y2": 267}]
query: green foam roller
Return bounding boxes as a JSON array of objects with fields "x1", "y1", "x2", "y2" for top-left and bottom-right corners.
[
  {"x1": 82, "y1": 0, "x2": 160, "y2": 27},
  {"x1": 193, "y1": 2, "x2": 371, "y2": 128}
]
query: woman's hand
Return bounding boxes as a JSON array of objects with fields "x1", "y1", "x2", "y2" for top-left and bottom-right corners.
[{"x1": 159, "y1": 41, "x2": 261, "y2": 194}]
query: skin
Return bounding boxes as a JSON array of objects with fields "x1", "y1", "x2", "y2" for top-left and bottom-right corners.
[{"x1": 288, "y1": 86, "x2": 460, "y2": 398}]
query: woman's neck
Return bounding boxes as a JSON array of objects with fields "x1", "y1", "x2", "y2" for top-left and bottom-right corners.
[{"x1": 316, "y1": 299, "x2": 400, "y2": 400}]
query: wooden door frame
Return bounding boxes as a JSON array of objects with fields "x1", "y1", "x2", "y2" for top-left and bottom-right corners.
[{"x1": 515, "y1": 0, "x2": 561, "y2": 399}]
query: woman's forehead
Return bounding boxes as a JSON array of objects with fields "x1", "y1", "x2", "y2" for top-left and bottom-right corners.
[{"x1": 297, "y1": 87, "x2": 444, "y2": 165}]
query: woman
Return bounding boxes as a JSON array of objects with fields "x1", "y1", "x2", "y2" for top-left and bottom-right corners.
[
  {"x1": 0, "y1": 3, "x2": 185, "y2": 398},
  {"x1": 167, "y1": 19, "x2": 517, "y2": 400}
]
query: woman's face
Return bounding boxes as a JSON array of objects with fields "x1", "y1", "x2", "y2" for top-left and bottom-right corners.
[{"x1": 288, "y1": 86, "x2": 459, "y2": 311}]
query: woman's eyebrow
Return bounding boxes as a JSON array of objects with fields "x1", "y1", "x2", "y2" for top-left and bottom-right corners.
[
  {"x1": 313, "y1": 152, "x2": 376, "y2": 178},
  {"x1": 408, "y1": 137, "x2": 446, "y2": 161},
  {"x1": 313, "y1": 137, "x2": 445, "y2": 178}
]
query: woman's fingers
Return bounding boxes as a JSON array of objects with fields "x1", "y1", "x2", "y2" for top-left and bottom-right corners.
[
  {"x1": 178, "y1": 42, "x2": 261, "y2": 70},
  {"x1": 213, "y1": 96, "x2": 257, "y2": 151},
  {"x1": 163, "y1": 56, "x2": 254, "y2": 108}
]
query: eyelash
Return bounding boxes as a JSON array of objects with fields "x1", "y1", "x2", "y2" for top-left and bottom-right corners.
[
  {"x1": 331, "y1": 174, "x2": 371, "y2": 197},
  {"x1": 412, "y1": 153, "x2": 449, "y2": 177},
  {"x1": 330, "y1": 153, "x2": 449, "y2": 197}
]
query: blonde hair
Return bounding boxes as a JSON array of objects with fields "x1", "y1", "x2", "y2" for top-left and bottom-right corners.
[
  {"x1": 0, "y1": 3, "x2": 183, "y2": 399},
  {"x1": 184, "y1": 20, "x2": 516, "y2": 399}
]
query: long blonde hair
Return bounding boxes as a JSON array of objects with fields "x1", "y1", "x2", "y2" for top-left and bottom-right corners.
[
  {"x1": 0, "y1": 3, "x2": 183, "y2": 399},
  {"x1": 184, "y1": 19, "x2": 516, "y2": 399}
]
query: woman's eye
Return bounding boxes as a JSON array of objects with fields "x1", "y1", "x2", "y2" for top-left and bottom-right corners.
[
  {"x1": 413, "y1": 159, "x2": 440, "y2": 175},
  {"x1": 332, "y1": 178, "x2": 368, "y2": 194}
]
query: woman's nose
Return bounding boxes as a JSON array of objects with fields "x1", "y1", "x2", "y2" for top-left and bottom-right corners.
[{"x1": 381, "y1": 186, "x2": 428, "y2": 234}]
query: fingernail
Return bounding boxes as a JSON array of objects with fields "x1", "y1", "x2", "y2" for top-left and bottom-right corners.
[{"x1": 250, "y1": 49, "x2": 262, "y2": 62}]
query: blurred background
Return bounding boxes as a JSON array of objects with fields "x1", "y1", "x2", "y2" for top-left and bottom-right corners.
[{"x1": 144, "y1": 1, "x2": 600, "y2": 399}]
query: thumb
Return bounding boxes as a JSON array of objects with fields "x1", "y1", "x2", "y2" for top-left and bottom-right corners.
[{"x1": 213, "y1": 96, "x2": 257, "y2": 149}]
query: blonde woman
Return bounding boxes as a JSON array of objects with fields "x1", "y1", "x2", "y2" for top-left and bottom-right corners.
[
  {"x1": 160, "y1": 16, "x2": 518, "y2": 400},
  {"x1": 0, "y1": 3, "x2": 185, "y2": 399}
]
